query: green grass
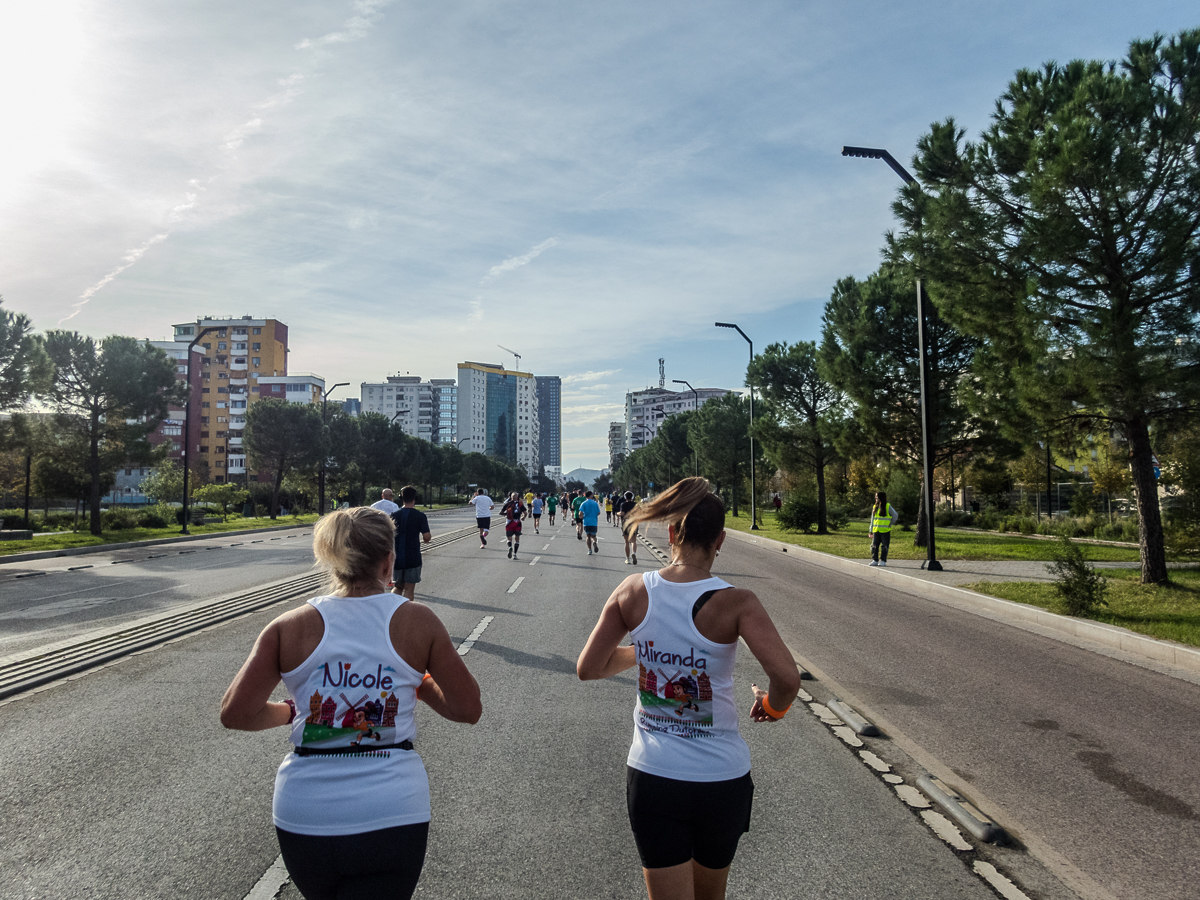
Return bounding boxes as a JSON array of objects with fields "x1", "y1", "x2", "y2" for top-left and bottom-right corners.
[
  {"x1": 724, "y1": 513, "x2": 1142, "y2": 563},
  {"x1": 0, "y1": 514, "x2": 321, "y2": 556},
  {"x1": 964, "y1": 568, "x2": 1200, "y2": 648}
]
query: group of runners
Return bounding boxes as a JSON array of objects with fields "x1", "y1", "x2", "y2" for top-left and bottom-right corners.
[
  {"x1": 469, "y1": 487, "x2": 644, "y2": 563},
  {"x1": 223, "y1": 476, "x2": 800, "y2": 900}
]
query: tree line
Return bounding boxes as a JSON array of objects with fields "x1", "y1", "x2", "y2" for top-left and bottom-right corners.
[
  {"x1": 0, "y1": 306, "x2": 537, "y2": 533},
  {"x1": 617, "y1": 30, "x2": 1200, "y2": 586}
]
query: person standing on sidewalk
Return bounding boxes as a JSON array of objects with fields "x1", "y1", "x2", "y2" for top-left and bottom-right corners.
[
  {"x1": 576, "y1": 477, "x2": 801, "y2": 900},
  {"x1": 868, "y1": 491, "x2": 898, "y2": 567},
  {"x1": 471, "y1": 488, "x2": 494, "y2": 549},
  {"x1": 391, "y1": 486, "x2": 431, "y2": 600},
  {"x1": 220, "y1": 506, "x2": 481, "y2": 900}
]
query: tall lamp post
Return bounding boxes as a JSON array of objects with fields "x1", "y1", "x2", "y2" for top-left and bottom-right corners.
[
  {"x1": 672, "y1": 379, "x2": 699, "y2": 476},
  {"x1": 714, "y1": 322, "x2": 758, "y2": 530},
  {"x1": 181, "y1": 326, "x2": 220, "y2": 534},
  {"x1": 318, "y1": 382, "x2": 350, "y2": 516},
  {"x1": 841, "y1": 145, "x2": 942, "y2": 570}
]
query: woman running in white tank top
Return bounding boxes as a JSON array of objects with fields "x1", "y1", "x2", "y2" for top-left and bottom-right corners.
[
  {"x1": 222, "y1": 507, "x2": 482, "y2": 900},
  {"x1": 577, "y1": 478, "x2": 801, "y2": 900}
]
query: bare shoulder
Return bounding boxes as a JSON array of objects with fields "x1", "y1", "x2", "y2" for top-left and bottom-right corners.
[
  {"x1": 391, "y1": 600, "x2": 446, "y2": 635},
  {"x1": 271, "y1": 601, "x2": 322, "y2": 636}
]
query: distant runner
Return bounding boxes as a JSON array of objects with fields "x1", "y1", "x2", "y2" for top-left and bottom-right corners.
[
  {"x1": 572, "y1": 491, "x2": 586, "y2": 541},
  {"x1": 605, "y1": 493, "x2": 613, "y2": 524},
  {"x1": 547, "y1": 493, "x2": 558, "y2": 525},
  {"x1": 531, "y1": 494, "x2": 544, "y2": 534},
  {"x1": 502, "y1": 492, "x2": 526, "y2": 559},
  {"x1": 580, "y1": 490, "x2": 602, "y2": 555},
  {"x1": 471, "y1": 488, "x2": 494, "y2": 549},
  {"x1": 370, "y1": 488, "x2": 400, "y2": 516},
  {"x1": 620, "y1": 491, "x2": 639, "y2": 565}
]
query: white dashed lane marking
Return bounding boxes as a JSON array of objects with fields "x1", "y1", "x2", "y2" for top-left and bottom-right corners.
[
  {"x1": 529, "y1": 557, "x2": 541, "y2": 566},
  {"x1": 457, "y1": 615, "x2": 494, "y2": 656},
  {"x1": 507, "y1": 577, "x2": 524, "y2": 594},
  {"x1": 542, "y1": 544, "x2": 550, "y2": 550}
]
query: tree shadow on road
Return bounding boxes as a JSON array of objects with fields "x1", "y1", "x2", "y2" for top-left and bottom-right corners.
[{"x1": 418, "y1": 595, "x2": 532, "y2": 617}]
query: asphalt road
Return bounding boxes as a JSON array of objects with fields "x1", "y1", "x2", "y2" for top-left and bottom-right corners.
[{"x1": 2, "y1": 513, "x2": 1192, "y2": 899}]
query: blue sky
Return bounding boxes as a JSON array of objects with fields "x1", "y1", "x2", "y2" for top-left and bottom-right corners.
[{"x1": 1, "y1": 1, "x2": 1194, "y2": 469}]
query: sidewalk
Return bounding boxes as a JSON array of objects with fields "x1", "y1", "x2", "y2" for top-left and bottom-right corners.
[{"x1": 855, "y1": 556, "x2": 1145, "y2": 587}]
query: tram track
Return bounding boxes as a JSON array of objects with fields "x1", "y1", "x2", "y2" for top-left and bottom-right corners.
[{"x1": 0, "y1": 524, "x2": 478, "y2": 702}]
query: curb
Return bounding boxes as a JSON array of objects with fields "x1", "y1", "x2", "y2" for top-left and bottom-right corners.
[{"x1": 723, "y1": 529, "x2": 1200, "y2": 678}]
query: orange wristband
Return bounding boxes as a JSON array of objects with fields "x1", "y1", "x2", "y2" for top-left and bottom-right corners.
[
  {"x1": 422, "y1": 673, "x2": 432, "y2": 682},
  {"x1": 761, "y1": 694, "x2": 790, "y2": 719}
]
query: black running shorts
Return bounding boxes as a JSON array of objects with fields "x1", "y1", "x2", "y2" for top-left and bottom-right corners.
[
  {"x1": 276, "y1": 821, "x2": 429, "y2": 900},
  {"x1": 476, "y1": 516, "x2": 490, "y2": 530},
  {"x1": 626, "y1": 767, "x2": 753, "y2": 870}
]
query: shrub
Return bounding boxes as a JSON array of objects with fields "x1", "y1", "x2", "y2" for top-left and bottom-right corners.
[
  {"x1": 101, "y1": 508, "x2": 140, "y2": 531},
  {"x1": 138, "y1": 507, "x2": 169, "y2": 529},
  {"x1": 777, "y1": 495, "x2": 819, "y2": 533},
  {"x1": 825, "y1": 503, "x2": 849, "y2": 531},
  {"x1": 934, "y1": 504, "x2": 974, "y2": 528},
  {"x1": 1165, "y1": 522, "x2": 1200, "y2": 560},
  {"x1": 1047, "y1": 536, "x2": 1108, "y2": 616}
]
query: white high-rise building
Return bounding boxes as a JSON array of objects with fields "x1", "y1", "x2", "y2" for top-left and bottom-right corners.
[
  {"x1": 625, "y1": 386, "x2": 731, "y2": 454},
  {"x1": 456, "y1": 362, "x2": 539, "y2": 476},
  {"x1": 360, "y1": 376, "x2": 457, "y2": 444}
]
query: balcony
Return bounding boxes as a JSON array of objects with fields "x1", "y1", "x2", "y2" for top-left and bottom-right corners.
[{"x1": 228, "y1": 437, "x2": 243, "y2": 447}]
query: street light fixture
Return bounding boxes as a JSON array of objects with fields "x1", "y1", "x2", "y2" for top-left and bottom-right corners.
[
  {"x1": 672, "y1": 379, "x2": 700, "y2": 476},
  {"x1": 714, "y1": 322, "x2": 758, "y2": 530},
  {"x1": 319, "y1": 382, "x2": 350, "y2": 515},
  {"x1": 841, "y1": 144, "x2": 942, "y2": 570}
]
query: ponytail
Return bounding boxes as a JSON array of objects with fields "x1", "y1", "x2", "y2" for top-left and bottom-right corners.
[{"x1": 623, "y1": 477, "x2": 725, "y2": 548}]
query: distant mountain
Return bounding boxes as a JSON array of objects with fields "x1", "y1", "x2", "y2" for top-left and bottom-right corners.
[{"x1": 564, "y1": 467, "x2": 605, "y2": 486}]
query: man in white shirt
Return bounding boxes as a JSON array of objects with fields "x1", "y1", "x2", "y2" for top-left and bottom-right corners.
[
  {"x1": 471, "y1": 488, "x2": 494, "y2": 549},
  {"x1": 370, "y1": 488, "x2": 400, "y2": 516}
]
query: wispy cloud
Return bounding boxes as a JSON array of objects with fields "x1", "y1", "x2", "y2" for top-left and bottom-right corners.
[
  {"x1": 295, "y1": 0, "x2": 394, "y2": 50},
  {"x1": 59, "y1": 234, "x2": 169, "y2": 324},
  {"x1": 563, "y1": 369, "x2": 620, "y2": 384},
  {"x1": 482, "y1": 238, "x2": 558, "y2": 284}
]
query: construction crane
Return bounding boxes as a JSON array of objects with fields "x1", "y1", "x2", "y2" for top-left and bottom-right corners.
[{"x1": 497, "y1": 344, "x2": 521, "y2": 371}]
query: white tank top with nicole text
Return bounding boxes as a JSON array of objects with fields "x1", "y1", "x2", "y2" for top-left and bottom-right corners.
[
  {"x1": 627, "y1": 571, "x2": 751, "y2": 782},
  {"x1": 272, "y1": 593, "x2": 430, "y2": 835}
]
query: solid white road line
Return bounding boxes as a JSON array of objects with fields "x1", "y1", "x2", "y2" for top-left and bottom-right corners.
[
  {"x1": 507, "y1": 576, "x2": 524, "y2": 594},
  {"x1": 242, "y1": 854, "x2": 289, "y2": 900}
]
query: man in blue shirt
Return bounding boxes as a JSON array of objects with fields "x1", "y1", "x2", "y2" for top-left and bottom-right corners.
[{"x1": 580, "y1": 490, "x2": 602, "y2": 556}]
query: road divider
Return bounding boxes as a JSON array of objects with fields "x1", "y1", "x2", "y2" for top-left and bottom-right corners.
[
  {"x1": 827, "y1": 698, "x2": 882, "y2": 736},
  {"x1": 918, "y1": 775, "x2": 1007, "y2": 844}
]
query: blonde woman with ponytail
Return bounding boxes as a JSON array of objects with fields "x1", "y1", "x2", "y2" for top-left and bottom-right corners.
[
  {"x1": 221, "y1": 506, "x2": 481, "y2": 900},
  {"x1": 577, "y1": 477, "x2": 801, "y2": 900}
]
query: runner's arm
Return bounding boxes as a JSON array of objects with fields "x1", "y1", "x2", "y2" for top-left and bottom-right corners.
[
  {"x1": 737, "y1": 593, "x2": 801, "y2": 723},
  {"x1": 422, "y1": 531, "x2": 431, "y2": 543},
  {"x1": 577, "y1": 591, "x2": 636, "y2": 680},
  {"x1": 416, "y1": 607, "x2": 482, "y2": 723},
  {"x1": 220, "y1": 622, "x2": 290, "y2": 731}
]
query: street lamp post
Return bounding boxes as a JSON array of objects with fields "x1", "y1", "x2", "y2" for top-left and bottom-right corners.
[
  {"x1": 181, "y1": 327, "x2": 220, "y2": 534},
  {"x1": 841, "y1": 145, "x2": 942, "y2": 570},
  {"x1": 672, "y1": 379, "x2": 699, "y2": 476},
  {"x1": 714, "y1": 323, "x2": 758, "y2": 530},
  {"x1": 319, "y1": 382, "x2": 350, "y2": 516}
]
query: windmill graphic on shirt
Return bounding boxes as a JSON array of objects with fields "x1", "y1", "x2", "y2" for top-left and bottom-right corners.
[{"x1": 297, "y1": 684, "x2": 399, "y2": 749}]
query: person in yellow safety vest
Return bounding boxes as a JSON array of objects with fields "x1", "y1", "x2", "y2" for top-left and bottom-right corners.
[{"x1": 868, "y1": 491, "x2": 899, "y2": 567}]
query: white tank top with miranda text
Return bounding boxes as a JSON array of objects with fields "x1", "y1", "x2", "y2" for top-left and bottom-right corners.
[
  {"x1": 272, "y1": 592, "x2": 431, "y2": 835},
  {"x1": 627, "y1": 571, "x2": 751, "y2": 782}
]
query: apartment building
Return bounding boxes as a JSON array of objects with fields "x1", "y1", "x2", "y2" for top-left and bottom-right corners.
[
  {"x1": 608, "y1": 421, "x2": 626, "y2": 470},
  {"x1": 625, "y1": 386, "x2": 731, "y2": 454},
  {"x1": 536, "y1": 376, "x2": 561, "y2": 469},
  {"x1": 171, "y1": 316, "x2": 289, "y2": 483},
  {"x1": 456, "y1": 362, "x2": 539, "y2": 475},
  {"x1": 359, "y1": 376, "x2": 458, "y2": 445}
]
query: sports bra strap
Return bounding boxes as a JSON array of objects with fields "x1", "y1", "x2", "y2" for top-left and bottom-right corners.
[{"x1": 692, "y1": 589, "x2": 718, "y2": 620}]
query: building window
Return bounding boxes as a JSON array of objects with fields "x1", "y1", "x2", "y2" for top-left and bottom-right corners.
[
  {"x1": 252, "y1": 342, "x2": 261, "y2": 351},
  {"x1": 201, "y1": 402, "x2": 210, "y2": 408},
  {"x1": 200, "y1": 431, "x2": 210, "y2": 438},
  {"x1": 201, "y1": 387, "x2": 210, "y2": 393},
  {"x1": 218, "y1": 342, "x2": 227, "y2": 350},
  {"x1": 200, "y1": 445, "x2": 209, "y2": 453},
  {"x1": 252, "y1": 357, "x2": 260, "y2": 366},
  {"x1": 253, "y1": 328, "x2": 261, "y2": 335},
  {"x1": 200, "y1": 416, "x2": 209, "y2": 424}
]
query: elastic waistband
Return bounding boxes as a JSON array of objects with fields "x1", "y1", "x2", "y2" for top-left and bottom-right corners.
[{"x1": 294, "y1": 740, "x2": 414, "y2": 757}]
